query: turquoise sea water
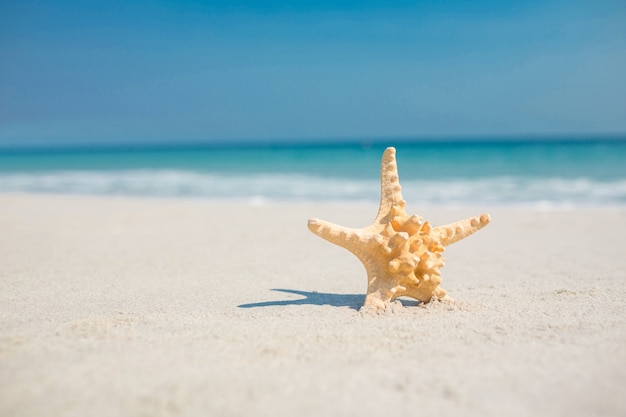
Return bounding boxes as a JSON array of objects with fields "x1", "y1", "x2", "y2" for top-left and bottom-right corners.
[{"x1": 1, "y1": 139, "x2": 625, "y2": 207}]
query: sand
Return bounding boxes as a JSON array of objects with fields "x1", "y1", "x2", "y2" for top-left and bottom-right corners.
[{"x1": 0, "y1": 194, "x2": 625, "y2": 416}]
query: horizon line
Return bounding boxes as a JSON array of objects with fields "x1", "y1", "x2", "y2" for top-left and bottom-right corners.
[{"x1": 1, "y1": 133, "x2": 626, "y2": 154}]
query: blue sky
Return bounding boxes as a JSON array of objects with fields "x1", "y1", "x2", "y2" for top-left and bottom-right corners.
[{"x1": 1, "y1": 0, "x2": 625, "y2": 146}]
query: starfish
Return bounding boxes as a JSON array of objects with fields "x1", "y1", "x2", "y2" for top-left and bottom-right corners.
[{"x1": 307, "y1": 147, "x2": 490, "y2": 311}]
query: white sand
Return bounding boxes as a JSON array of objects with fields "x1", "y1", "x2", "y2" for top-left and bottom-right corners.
[{"x1": 1, "y1": 194, "x2": 625, "y2": 416}]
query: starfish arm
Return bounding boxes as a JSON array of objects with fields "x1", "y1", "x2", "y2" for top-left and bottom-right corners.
[
  {"x1": 307, "y1": 218, "x2": 363, "y2": 250},
  {"x1": 434, "y1": 213, "x2": 491, "y2": 246},
  {"x1": 374, "y1": 147, "x2": 407, "y2": 224}
]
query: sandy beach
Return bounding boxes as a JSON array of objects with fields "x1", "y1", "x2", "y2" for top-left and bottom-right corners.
[{"x1": 1, "y1": 193, "x2": 624, "y2": 416}]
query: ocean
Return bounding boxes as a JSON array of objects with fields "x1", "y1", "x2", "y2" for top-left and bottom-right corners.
[{"x1": 1, "y1": 139, "x2": 625, "y2": 208}]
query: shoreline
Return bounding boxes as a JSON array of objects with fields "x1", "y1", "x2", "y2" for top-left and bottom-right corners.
[
  {"x1": 1, "y1": 194, "x2": 625, "y2": 416},
  {"x1": 2, "y1": 190, "x2": 626, "y2": 211}
]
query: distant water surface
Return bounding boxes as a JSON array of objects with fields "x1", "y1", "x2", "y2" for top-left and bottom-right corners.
[{"x1": 1, "y1": 140, "x2": 625, "y2": 207}]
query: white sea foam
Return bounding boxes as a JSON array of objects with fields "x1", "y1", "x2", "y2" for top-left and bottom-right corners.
[{"x1": 1, "y1": 170, "x2": 625, "y2": 207}]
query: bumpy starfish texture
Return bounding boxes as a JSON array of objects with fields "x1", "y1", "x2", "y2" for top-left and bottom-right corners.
[{"x1": 307, "y1": 147, "x2": 490, "y2": 311}]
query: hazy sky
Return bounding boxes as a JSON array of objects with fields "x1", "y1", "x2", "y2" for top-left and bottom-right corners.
[{"x1": 1, "y1": 0, "x2": 625, "y2": 146}]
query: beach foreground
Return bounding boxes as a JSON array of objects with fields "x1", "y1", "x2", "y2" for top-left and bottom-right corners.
[{"x1": 1, "y1": 194, "x2": 625, "y2": 416}]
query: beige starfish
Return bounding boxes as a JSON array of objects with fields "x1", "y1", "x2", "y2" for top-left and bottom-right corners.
[{"x1": 307, "y1": 147, "x2": 490, "y2": 311}]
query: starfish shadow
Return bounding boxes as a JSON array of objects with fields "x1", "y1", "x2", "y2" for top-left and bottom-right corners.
[
  {"x1": 238, "y1": 289, "x2": 420, "y2": 311},
  {"x1": 238, "y1": 289, "x2": 363, "y2": 310}
]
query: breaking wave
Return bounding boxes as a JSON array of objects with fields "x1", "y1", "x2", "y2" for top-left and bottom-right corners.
[{"x1": 1, "y1": 170, "x2": 625, "y2": 207}]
